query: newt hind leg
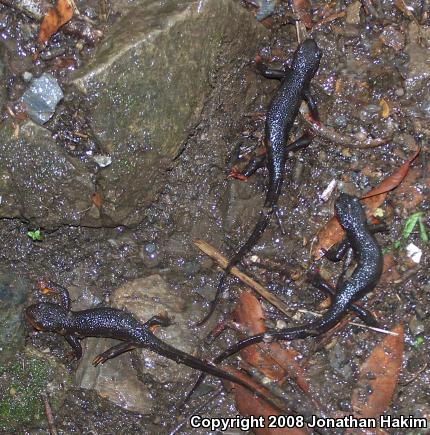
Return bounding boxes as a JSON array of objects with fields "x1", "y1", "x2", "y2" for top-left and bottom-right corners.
[{"x1": 93, "y1": 342, "x2": 137, "y2": 366}]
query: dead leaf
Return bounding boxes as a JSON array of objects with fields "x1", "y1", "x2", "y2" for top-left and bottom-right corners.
[
  {"x1": 360, "y1": 148, "x2": 420, "y2": 200},
  {"x1": 391, "y1": 160, "x2": 430, "y2": 211},
  {"x1": 293, "y1": 0, "x2": 313, "y2": 29},
  {"x1": 38, "y1": 0, "x2": 74, "y2": 46},
  {"x1": 91, "y1": 192, "x2": 103, "y2": 209},
  {"x1": 380, "y1": 253, "x2": 401, "y2": 284},
  {"x1": 233, "y1": 292, "x2": 312, "y2": 396},
  {"x1": 394, "y1": 0, "x2": 418, "y2": 21},
  {"x1": 312, "y1": 149, "x2": 420, "y2": 259},
  {"x1": 351, "y1": 324, "x2": 404, "y2": 417},
  {"x1": 379, "y1": 99, "x2": 390, "y2": 118},
  {"x1": 225, "y1": 367, "x2": 308, "y2": 435}
]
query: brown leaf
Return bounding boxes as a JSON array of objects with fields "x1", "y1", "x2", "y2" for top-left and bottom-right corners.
[
  {"x1": 391, "y1": 160, "x2": 430, "y2": 211},
  {"x1": 351, "y1": 324, "x2": 404, "y2": 418},
  {"x1": 38, "y1": 0, "x2": 74, "y2": 45},
  {"x1": 233, "y1": 292, "x2": 311, "y2": 395},
  {"x1": 360, "y1": 147, "x2": 420, "y2": 200},
  {"x1": 379, "y1": 99, "x2": 390, "y2": 118},
  {"x1": 293, "y1": 0, "x2": 313, "y2": 29},
  {"x1": 225, "y1": 367, "x2": 308, "y2": 435},
  {"x1": 91, "y1": 191, "x2": 103, "y2": 209},
  {"x1": 394, "y1": 0, "x2": 417, "y2": 21},
  {"x1": 312, "y1": 149, "x2": 420, "y2": 259}
]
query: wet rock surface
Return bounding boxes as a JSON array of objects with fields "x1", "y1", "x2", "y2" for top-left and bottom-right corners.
[
  {"x1": 75, "y1": 275, "x2": 200, "y2": 413},
  {"x1": 0, "y1": 268, "x2": 29, "y2": 351},
  {"x1": 70, "y1": 0, "x2": 267, "y2": 227},
  {"x1": 0, "y1": 120, "x2": 94, "y2": 228},
  {"x1": 112, "y1": 275, "x2": 197, "y2": 383}
]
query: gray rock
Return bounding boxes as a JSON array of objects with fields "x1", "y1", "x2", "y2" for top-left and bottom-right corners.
[
  {"x1": 0, "y1": 120, "x2": 94, "y2": 228},
  {"x1": 404, "y1": 23, "x2": 430, "y2": 92},
  {"x1": 346, "y1": 1, "x2": 362, "y2": 25},
  {"x1": 72, "y1": 0, "x2": 266, "y2": 226},
  {"x1": 0, "y1": 268, "x2": 29, "y2": 352},
  {"x1": 255, "y1": 0, "x2": 276, "y2": 20},
  {"x1": 21, "y1": 73, "x2": 64, "y2": 124},
  {"x1": 75, "y1": 337, "x2": 153, "y2": 414},
  {"x1": 112, "y1": 275, "x2": 196, "y2": 383},
  {"x1": 0, "y1": 43, "x2": 6, "y2": 110},
  {"x1": 75, "y1": 275, "x2": 198, "y2": 413}
]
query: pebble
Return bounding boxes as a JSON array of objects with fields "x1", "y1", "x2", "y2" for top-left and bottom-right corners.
[{"x1": 20, "y1": 73, "x2": 63, "y2": 124}]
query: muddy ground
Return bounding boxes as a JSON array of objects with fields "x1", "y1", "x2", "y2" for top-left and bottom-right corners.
[{"x1": 0, "y1": 0, "x2": 429, "y2": 434}]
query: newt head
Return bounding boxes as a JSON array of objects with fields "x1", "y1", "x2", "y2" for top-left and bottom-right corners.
[
  {"x1": 291, "y1": 39, "x2": 322, "y2": 80},
  {"x1": 335, "y1": 193, "x2": 366, "y2": 231},
  {"x1": 25, "y1": 303, "x2": 70, "y2": 334}
]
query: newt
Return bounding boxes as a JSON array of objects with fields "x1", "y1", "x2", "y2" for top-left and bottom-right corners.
[
  {"x1": 198, "y1": 39, "x2": 322, "y2": 325},
  {"x1": 188, "y1": 193, "x2": 383, "y2": 397},
  {"x1": 25, "y1": 282, "x2": 281, "y2": 408}
]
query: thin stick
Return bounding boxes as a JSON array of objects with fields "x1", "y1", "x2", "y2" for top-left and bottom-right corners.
[
  {"x1": 193, "y1": 239, "x2": 292, "y2": 317},
  {"x1": 41, "y1": 392, "x2": 58, "y2": 435},
  {"x1": 296, "y1": 308, "x2": 398, "y2": 336},
  {"x1": 300, "y1": 102, "x2": 391, "y2": 149}
]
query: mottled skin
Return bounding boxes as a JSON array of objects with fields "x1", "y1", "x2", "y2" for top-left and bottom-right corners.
[
  {"x1": 199, "y1": 39, "x2": 322, "y2": 325},
  {"x1": 25, "y1": 286, "x2": 280, "y2": 405},
  {"x1": 188, "y1": 194, "x2": 383, "y2": 397}
]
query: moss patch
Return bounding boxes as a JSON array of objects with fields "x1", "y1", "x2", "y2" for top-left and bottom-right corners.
[{"x1": 0, "y1": 352, "x2": 69, "y2": 431}]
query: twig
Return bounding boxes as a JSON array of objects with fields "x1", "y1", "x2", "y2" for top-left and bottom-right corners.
[
  {"x1": 41, "y1": 392, "x2": 58, "y2": 435},
  {"x1": 300, "y1": 102, "x2": 391, "y2": 149},
  {"x1": 296, "y1": 308, "x2": 398, "y2": 336},
  {"x1": 314, "y1": 11, "x2": 346, "y2": 27},
  {"x1": 193, "y1": 239, "x2": 293, "y2": 317}
]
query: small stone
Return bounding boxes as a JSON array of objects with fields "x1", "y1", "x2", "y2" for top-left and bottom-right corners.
[
  {"x1": 409, "y1": 315, "x2": 425, "y2": 335},
  {"x1": 381, "y1": 26, "x2": 406, "y2": 52},
  {"x1": 21, "y1": 73, "x2": 63, "y2": 124},
  {"x1": 341, "y1": 148, "x2": 352, "y2": 157},
  {"x1": 22, "y1": 71, "x2": 33, "y2": 82},
  {"x1": 346, "y1": 1, "x2": 362, "y2": 25},
  {"x1": 92, "y1": 154, "x2": 112, "y2": 168}
]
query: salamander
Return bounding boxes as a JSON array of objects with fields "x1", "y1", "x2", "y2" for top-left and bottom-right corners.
[
  {"x1": 188, "y1": 193, "x2": 383, "y2": 397},
  {"x1": 198, "y1": 39, "x2": 322, "y2": 325},
  {"x1": 25, "y1": 282, "x2": 281, "y2": 407}
]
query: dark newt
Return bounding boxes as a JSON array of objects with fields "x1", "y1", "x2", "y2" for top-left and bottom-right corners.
[
  {"x1": 198, "y1": 39, "x2": 322, "y2": 325},
  {"x1": 188, "y1": 193, "x2": 383, "y2": 397},
  {"x1": 25, "y1": 282, "x2": 281, "y2": 408}
]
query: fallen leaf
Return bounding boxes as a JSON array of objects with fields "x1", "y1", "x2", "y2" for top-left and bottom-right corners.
[
  {"x1": 379, "y1": 99, "x2": 390, "y2": 118},
  {"x1": 380, "y1": 253, "x2": 400, "y2": 283},
  {"x1": 38, "y1": 0, "x2": 74, "y2": 46},
  {"x1": 391, "y1": 160, "x2": 430, "y2": 211},
  {"x1": 360, "y1": 148, "x2": 420, "y2": 200},
  {"x1": 225, "y1": 367, "x2": 308, "y2": 435},
  {"x1": 312, "y1": 149, "x2": 420, "y2": 259},
  {"x1": 394, "y1": 0, "x2": 417, "y2": 21},
  {"x1": 91, "y1": 191, "x2": 103, "y2": 208},
  {"x1": 233, "y1": 291, "x2": 312, "y2": 396},
  {"x1": 351, "y1": 324, "x2": 404, "y2": 417},
  {"x1": 293, "y1": 0, "x2": 313, "y2": 29}
]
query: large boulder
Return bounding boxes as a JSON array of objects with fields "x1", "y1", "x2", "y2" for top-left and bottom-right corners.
[
  {"x1": 0, "y1": 0, "x2": 266, "y2": 228},
  {"x1": 71, "y1": 0, "x2": 267, "y2": 226}
]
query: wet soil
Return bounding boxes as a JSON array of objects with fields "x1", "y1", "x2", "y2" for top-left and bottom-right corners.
[{"x1": 0, "y1": 0, "x2": 429, "y2": 434}]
